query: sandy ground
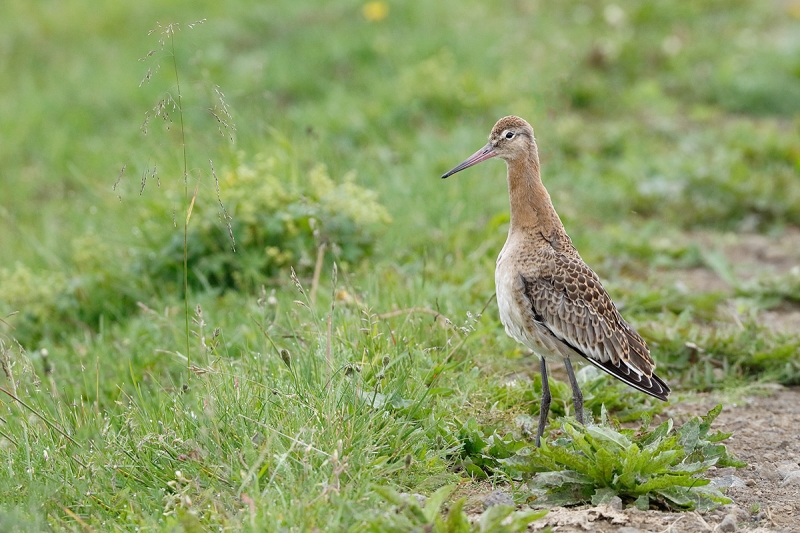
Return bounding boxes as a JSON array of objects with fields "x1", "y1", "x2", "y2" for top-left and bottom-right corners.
[{"x1": 519, "y1": 387, "x2": 800, "y2": 533}]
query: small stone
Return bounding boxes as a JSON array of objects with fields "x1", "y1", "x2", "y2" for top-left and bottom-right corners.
[
  {"x1": 777, "y1": 462, "x2": 800, "y2": 479},
  {"x1": 482, "y1": 489, "x2": 515, "y2": 509},
  {"x1": 745, "y1": 479, "x2": 756, "y2": 486},
  {"x1": 400, "y1": 493, "x2": 426, "y2": 506},
  {"x1": 781, "y1": 470, "x2": 800, "y2": 487},
  {"x1": 721, "y1": 504, "x2": 749, "y2": 522},
  {"x1": 709, "y1": 510, "x2": 724, "y2": 520},
  {"x1": 709, "y1": 475, "x2": 747, "y2": 489},
  {"x1": 757, "y1": 465, "x2": 781, "y2": 481},
  {"x1": 608, "y1": 495, "x2": 623, "y2": 511},
  {"x1": 716, "y1": 513, "x2": 737, "y2": 532}
]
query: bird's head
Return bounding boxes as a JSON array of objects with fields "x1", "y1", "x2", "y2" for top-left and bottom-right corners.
[{"x1": 441, "y1": 116, "x2": 535, "y2": 179}]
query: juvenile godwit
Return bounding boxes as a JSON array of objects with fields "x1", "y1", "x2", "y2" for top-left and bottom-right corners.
[{"x1": 442, "y1": 116, "x2": 669, "y2": 446}]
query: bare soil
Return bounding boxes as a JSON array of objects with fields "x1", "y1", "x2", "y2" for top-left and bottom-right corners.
[
  {"x1": 692, "y1": 227, "x2": 800, "y2": 280},
  {"x1": 662, "y1": 228, "x2": 800, "y2": 334},
  {"x1": 521, "y1": 387, "x2": 800, "y2": 533}
]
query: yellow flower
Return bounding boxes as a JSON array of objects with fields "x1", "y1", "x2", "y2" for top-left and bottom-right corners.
[
  {"x1": 788, "y1": 0, "x2": 800, "y2": 18},
  {"x1": 362, "y1": 1, "x2": 388, "y2": 22}
]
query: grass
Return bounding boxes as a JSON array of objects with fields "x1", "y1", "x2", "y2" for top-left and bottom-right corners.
[
  {"x1": 1, "y1": 0, "x2": 799, "y2": 530},
  {"x1": 369, "y1": 485, "x2": 547, "y2": 532}
]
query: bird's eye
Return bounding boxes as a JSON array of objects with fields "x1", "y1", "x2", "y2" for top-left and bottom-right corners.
[{"x1": 505, "y1": 131, "x2": 514, "y2": 139}]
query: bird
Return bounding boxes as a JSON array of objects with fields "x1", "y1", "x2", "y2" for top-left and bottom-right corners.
[{"x1": 442, "y1": 116, "x2": 670, "y2": 446}]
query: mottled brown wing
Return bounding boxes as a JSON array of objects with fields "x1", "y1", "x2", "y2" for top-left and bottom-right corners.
[{"x1": 522, "y1": 254, "x2": 670, "y2": 401}]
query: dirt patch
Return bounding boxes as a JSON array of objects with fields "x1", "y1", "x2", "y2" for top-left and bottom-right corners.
[
  {"x1": 692, "y1": 227, "x2": 800, "y2": 279},
  {"x1": 670, "y1": 267, "x2": 731, "y2": 294},
  {"x1": 668, "y1": 387, "x2": 800, "y2": 533},
  {"x1": 759, "y1": 307, "x2": 800, "y2": 335},
  {"x1": 663, "y1": 228, "x2": 800, "y2": 334},
  {"x1": 529, "y1": 504, "x2": 758, "y2": 532},
  {"x1": 660, "y1": 227, "x2": 800, "y2": 293}
]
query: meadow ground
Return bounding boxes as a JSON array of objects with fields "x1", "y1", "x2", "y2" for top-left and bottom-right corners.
[{"x1": 1, "y1": 0, "x2": 800, "y2": 531}]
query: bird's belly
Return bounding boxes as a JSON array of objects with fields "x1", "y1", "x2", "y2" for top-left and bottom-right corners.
[{"x1": 495, "y1": 262, "x2": 565, "y2": 361}]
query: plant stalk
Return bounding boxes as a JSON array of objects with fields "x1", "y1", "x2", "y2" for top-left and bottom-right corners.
[{"x1": 170, "y1": 31, "x2": 191, "y2": 383}]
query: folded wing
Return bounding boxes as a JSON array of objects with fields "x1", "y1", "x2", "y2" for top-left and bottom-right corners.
[{"x1": 521, "y1": 254, "x2": 670, "y2": 401}]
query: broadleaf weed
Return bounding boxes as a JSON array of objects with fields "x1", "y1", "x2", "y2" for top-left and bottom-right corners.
[
  {"x1": 512, "y1": 405, "x2": 744, "y2": 511},
  {"x1": 458, "y1": 403, "x2": 744, "y2": 511}
]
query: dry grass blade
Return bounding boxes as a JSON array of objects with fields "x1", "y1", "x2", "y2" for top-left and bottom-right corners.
[
  {"x1": 309, "y1": 242, "x2": 326, "y2": 306},
  {"x1": 185, "y1": 179, "x2": 199, "y2": 225},
  {"x1": 60, "y1": 506, "x2": 93, "y2": 532}
]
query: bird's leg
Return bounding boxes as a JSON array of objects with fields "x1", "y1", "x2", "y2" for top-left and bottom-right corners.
[
  {"x1": 564, "y1": 358, "x2": 584, "y2": 425},
  {"x1": 536, "y1": 358, "x2": 551, "y2": 447}
]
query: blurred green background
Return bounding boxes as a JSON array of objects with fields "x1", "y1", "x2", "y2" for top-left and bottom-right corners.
[
  {"x1": 4, "y1": 0, "x2": 799, "y2": 267},
  {"x1": 3, "y1": 0, "x2": 800, "y2": 339},
  {"x1": 1, "y1": 0, "x2": 800, "y2": 529}
]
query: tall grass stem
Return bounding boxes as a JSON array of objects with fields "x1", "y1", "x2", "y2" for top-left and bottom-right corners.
[{"x1": 169, "y1": 31, "x2": 191, "y2": 382}]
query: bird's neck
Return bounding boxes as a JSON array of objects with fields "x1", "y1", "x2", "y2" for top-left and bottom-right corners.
[{"x1": 506, "y1": 151, "x2": 565, "y2": 238}]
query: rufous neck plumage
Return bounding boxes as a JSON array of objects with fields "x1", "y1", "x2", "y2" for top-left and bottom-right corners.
[{"x1": 504, "y1": 146, "x2": 564, "y2": 238}]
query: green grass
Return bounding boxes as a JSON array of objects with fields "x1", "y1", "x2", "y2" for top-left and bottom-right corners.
[
  {"x1": 369, "y1": 485, "x2": 546, "y2": 532},
  {"x1": 1, "y1": 0, "x2": 799, "y2": 530}
]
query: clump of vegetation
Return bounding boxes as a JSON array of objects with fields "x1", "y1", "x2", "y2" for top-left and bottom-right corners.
[
  {"x1": 0, "y1": 265, "x2": 69, "y2": 344},
  {"x1": 366, "y1": 485, "x2": 546, "y2": 533},
  {"x1": 150, "y1": 154, "x2": 391, "y2": 291},
  {"x1": 459, "y1": 405, "x2": 743, "y2": 512},
  {"x1": 651, "y1": 316, "x2": 800, "y2": 388},
  {"x1": 458, "y1": 369, "x2": 666, "y2": 481},
  {"x1": 0, "y1": 235, "x2": 144, "y2": 344},
  {"x1": 515, "y1": 406, "x2": 742, "y2": 511},
  {"x1": 737, "y1": 267, "x2": 800, "y2": 309},
  {"x1": 0, "y1": 155, "x2": 390, "y2": 344},
  {"x1": 486, "y1": 366, "x2": 664, "y2": 426}
]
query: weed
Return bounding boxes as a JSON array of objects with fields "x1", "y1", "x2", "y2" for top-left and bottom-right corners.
[
  {"x1": 505, "y1": 406, "x2": 743, "y2": 511},
  {"x1": 133, "y1": 19, "x2": 233, "y2": 381},
  {"x1": 457, "y1": 398, "x2": 744, "y2": 511},
  {"x1": 456, "y1": 367, "x2": 666, "y2": 485}
]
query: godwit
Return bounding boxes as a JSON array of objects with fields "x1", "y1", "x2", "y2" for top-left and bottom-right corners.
[{"x1": 442, "y1": 116, "x2": 669, "y2": 446}]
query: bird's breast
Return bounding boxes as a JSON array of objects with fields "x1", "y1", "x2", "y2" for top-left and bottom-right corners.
[
  {"x1": 495, "y1": 246, "x2": 567, "y2": 360},
  {"x1": 496, "y1": 266, "x2": 524, "y2": 339}
]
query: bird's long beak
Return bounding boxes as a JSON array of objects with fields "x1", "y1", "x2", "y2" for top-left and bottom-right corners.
[{"x1": 441, "y1": 142, "x2": 497, "y2": 179}]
